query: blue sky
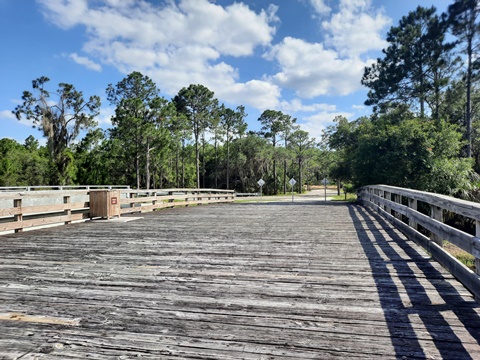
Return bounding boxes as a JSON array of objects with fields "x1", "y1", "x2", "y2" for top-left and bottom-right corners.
[{"x1": 0, "y1": 0, "x2": 453, "y2": 144}]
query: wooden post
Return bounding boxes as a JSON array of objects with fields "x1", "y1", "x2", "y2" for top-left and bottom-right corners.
[
  {"x1": 64, "y1": 195, "x2": 71, "y2": 225},
  {"x1": 430, "y1": 205, "x2": 443, "y2": 247},
  {"x1": 384, "y1": 191, "x2": 391, "y2": 214},
  {"x1": 130, "y1": 192, "x2": 136, "y2": 210},
  {"x1": 408, "y1": 198, "x2": 417, "y2": 230},
  {"x1": 14, "y1": 199, "x2": 22, "y2": 233},
  {"x1": 393, "y1": 194, "x2": 402, "y2": 220},
  {"x1": 152, "y1": 192, "x2": 157, "y2": 210},
  {"x1": 476, "y1": 220, "x2": 480, "y2": 277}
]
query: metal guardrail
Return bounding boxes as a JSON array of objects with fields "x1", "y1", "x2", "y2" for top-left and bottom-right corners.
[{"x1": 358, "y1": 184, "x2": 480, "y2": 301}]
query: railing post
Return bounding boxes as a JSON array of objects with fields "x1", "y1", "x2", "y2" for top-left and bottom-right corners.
[
  {"x1": 151, "y1": 192, "x2": 156, "y2": 210},
  {"x1": 130, "y1": 192, "x2": 136, "y2": 210},
  {"x1": 430, "y1": 205, "x2": 443, "y2": 247},
  {"x1": 408, "y1": 198, "x2": 417, "y2": 230},
  {"x1": 64, "y1": 195, "x2": 71, "y2": 225},
  {"x1": 476, "y1": 221, "x2": 480, "y2": 277},
  {"x1": 14, "y1": 198, "x2": 23, "y2": 233},
  {"x1": 393, "y1": 194, "x2": 402, "y2": 220},
  {"x1": 384, "y1": 191, "x2": 391, "y2": 214}
]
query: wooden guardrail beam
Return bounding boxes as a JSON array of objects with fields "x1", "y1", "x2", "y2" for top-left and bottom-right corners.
[
  {"x1": 0, "y1": 188, "x2": 235, "y2": 234},
  {"x1": 358, "y1": 185, "x2": 480, "y2": 301}
]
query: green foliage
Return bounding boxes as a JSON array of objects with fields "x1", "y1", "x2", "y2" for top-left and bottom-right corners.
[
  {"x1": 107, "y1": 71, "x2": 174, "y2": 189},
  {"x1": 220, "y1": 105, "x2": 247, "y2": 189},
  {"x1": 173, "y1": 84, "x2": 218, "y2": 188},
  {"x1": 289, "y1": 129, "x2": 316, "y2": 193},
  {"x1": 363, "y1": 6, "x2": 454, "y2": 118},
  {"x1": 13, "y1": 77, "x2": 100, "y2": 184},
  {"x1": 258, "y1": 110, "x2": 296, "y2": 194},
  {"x1": 0, "y1": 138, "x2": 50, "y2": 186},
  {"x1": 326, "y1": 114, "x2": 475, "y2": 196}
]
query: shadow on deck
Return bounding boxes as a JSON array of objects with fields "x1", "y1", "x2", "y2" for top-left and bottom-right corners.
[{"x1": 350, "y1": 205, "x2": 480, "y2": 359}]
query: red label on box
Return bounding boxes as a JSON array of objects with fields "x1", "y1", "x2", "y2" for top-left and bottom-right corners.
[{"x1": 111, "y1": 197, "x2": 118, "y2": 205}]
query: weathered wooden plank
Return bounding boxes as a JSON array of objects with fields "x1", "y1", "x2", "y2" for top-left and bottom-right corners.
[{"x1": 0, "y1": 202, "x2": 478, "y2": 359}]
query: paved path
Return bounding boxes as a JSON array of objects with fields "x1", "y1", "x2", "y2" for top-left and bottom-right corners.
[
  {"x1": 0, "y1": 201, "x2": 479, "y2": 358},
  {"x1": 242, "y1": 188, "x2": 339, "y2": 202}
]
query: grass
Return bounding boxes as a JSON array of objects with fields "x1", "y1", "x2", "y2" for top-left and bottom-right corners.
[
  {"x1": 444, "y1": 241, "x2": 476, "y2": 270},
  {"x1": 331, "y1": 193, "x2": 357, "y2": 202}
]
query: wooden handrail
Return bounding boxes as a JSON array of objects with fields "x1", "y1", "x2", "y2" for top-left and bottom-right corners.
[
  {"x1": 358, "y1": 185, "x2": 480, "y2": 300},
  {"x1": 118, "y1": 189, "x2": 235, "y2": 215},
  {"x1": 0, "y1": 190, "x2": 91, "y2": 233},
  {"x1": 0, "y1": 188, "x2": 235, "y2": 234}
]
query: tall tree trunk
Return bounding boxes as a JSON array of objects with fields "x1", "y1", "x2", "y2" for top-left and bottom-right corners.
[
  {"x1": 182, "y1": 137, "x2": 186, "y2": 188},
  {"x1": 202, "y1": 134, "x2": 206, "y2": 188},
  {"x1": 135, "y1": 127, "x2": 141, "y2": 189},
  {"x1": 195, "y1": 128, "x2": 200, "y2": 189},
  {"x1": 136, "y1": 154, "x2": 140, "y2": 189},
  {"x1": 283, "y1": 160, "x2": 287, "y2": 194},
  {"x1": 214, "y1": 137, "x2": 218, "y2": 188},
  {"x1": 175, "y1": 146, "x2": 179, "y2": 188},
  {"x1": 298, "y1": 158, "x2": 302, "y2": 194},
  {"x1": 145, "y1": 139, "x2": 151, "y2": 190},
  {"x1": 467, "y1": 37, "x2": 473, "y2": 158},
  {"x1": 226, "y1": 139, "x2": 230, "y2": 190},
  {"x1": 273, "y1": 138, "x2": 277, "y2": 195}
]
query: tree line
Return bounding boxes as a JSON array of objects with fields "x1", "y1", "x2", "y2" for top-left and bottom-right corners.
[
  {"x1": 2, "y1": 0, "x2": 480, "y2": 198},
  {"x1": 325, "y1": 1, "x2": 480, "y2": 200},
  {"x1": 2, "y1": 73, "x2": 322, "y2": 194}
]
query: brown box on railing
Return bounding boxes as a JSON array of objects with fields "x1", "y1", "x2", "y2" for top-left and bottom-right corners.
[{"x1": 89, "y1": 190, "x2": 121, "y2": 219}]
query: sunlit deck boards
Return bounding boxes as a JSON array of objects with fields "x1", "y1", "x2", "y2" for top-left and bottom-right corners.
[{"x1": 0, "y1": 201, "x2": 479, "y2": 359}]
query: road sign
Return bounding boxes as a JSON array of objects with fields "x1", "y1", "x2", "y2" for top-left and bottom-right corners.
[
  {"x1": 322, "y1": 178, "x2": 329, "y2": 185},
  {"x1": 257, "y1": 179, "x2": 265, "y2": 187},
  {"x1": 289, "y1": 178, "x2": 296, "y2": 202}
]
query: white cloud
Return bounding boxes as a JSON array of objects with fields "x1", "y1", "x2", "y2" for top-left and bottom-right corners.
[
  {"x1": 69, "y1": 53, "x2": 102, "y2": 71},
  {"x1": 266, "y1": 37, "x2": 373, "y2": 97},
  {"x1": 0, "y1": 110, "x2": 15, "y2": 120},
  {"x1": 308, "y1": 0, "x2": 331, "y2": 15},
  {"x1": 1, "y1": 109, "x2": 31, "y2": 127},
  {"x1": 352, "y1": 104, "x2": 365, "y2": 110},
  {"x1": 36, "y1": 0, "x2": 390, "y2": 118},
  {"x1": 299, "y1": 110, "x2": 354, "y2": 140},
  {"x1": 96, "y1": 106, "x2": 114, "y2": 126},
  {"x1": 37, "y1": 0, "x2": 279, "y2": 109},
  {"x1": 220, "y1": 79, "x2": 281, "y2": 110},
  {"x1": 280, "y1": 98, "x2": 337, "y2": 113},
  {"x1": 322, "y1": 0, "x2": 391, "y2": 56}
]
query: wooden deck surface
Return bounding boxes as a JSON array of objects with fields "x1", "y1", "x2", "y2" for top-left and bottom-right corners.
[{"x1": 0, "y1": 201, "x2": 479, "y2": 359}]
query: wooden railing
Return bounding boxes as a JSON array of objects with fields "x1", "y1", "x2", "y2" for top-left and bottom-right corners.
[
  {"x1": 0, "y1": 190, "x2": 91, "y2": 233},
  {"x1": 0, "y1": 188, "x2": 234, "y2": 234},
  {"x1": 119, "y1": 189, "x2": 235, "y2": 215},
  {"x1": 358, "y1": 185, "x2": 480, "y2": 300}
]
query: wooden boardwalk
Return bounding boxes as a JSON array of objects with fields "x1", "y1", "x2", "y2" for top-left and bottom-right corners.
[{"x1": 0, "y1": 201, "x2": 479, "y2": 359}]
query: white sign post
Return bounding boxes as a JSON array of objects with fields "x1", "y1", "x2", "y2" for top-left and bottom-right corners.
[
  {"x1": 289, "y1": 178, "x2": 297, "y2": 202},
  {"x1": 322, "y1": 177, "x2": 329, "y2": 201},
  {"x1": 257, "y1": 179, "x2": 265, "y2": 201}
]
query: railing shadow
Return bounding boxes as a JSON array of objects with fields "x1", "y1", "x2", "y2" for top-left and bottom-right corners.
[{"x1": 349, "y1": 204, "x2": 480, "y2": 359}]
